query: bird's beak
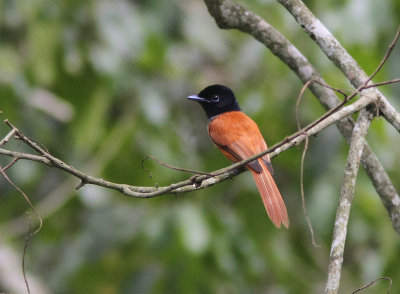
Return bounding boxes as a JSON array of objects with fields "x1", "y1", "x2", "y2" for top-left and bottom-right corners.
[{"x1": 187, "y1": 95, "x2": 206, "y2": 102}]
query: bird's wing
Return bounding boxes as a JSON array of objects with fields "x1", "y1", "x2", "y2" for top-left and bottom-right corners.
[{"x1": 208, "y1": 111, "x2": 273, "y2": 174}]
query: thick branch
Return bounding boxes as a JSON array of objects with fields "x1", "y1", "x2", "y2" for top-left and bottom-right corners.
[
  {"x1": 276, "y1": 0, "x2": 400, "y2": 132},
  {"x1": 325, "y1": 109, "x2": 373, "y2": 294},
  {"x1": 203, "y1": 0, "x2": 400, "y2": 234},
  {"x1": 377, "y1": 97, "x2": 400, "y2": 131},
  {"x1": 339, "y1": 119, "x2": 400, "y2": 234},
  {"x1": 204, "y1": 0, "x2": 339, "y2": 108}
]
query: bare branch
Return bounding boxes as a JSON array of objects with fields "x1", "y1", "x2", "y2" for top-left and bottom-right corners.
[
  {"x1": 0, "y1": 158, "x2": 44, "y2": 294},
  {"x1": 364, "y1": 78, "x2": 400, "y2": 89},
  {"x1": 142, "y1": 155, "x2": 214, "y2": 176},
  {"x1": 352, "y1": 277, "x2": 392, "y2": 294},
  {"x1": 376, "y1": 95, "x2": 400, "y2": 131},
  {"x1": 0, "y1": 148, "x2": 51, "y2": 166},
  {"x1": 0, "y1": 164, "x2": 43, "y2": 235},
  {"x1": 276, "y1": 0, "x2": 400, "y2": 132},
  {"x1": 325, "y1": 109, "x2": 373, "y2": 294},
  {"x1": 1, "y1": 111, "x2": 140, "y2": 238},
  {"x1": 1, "y1": 158, "x2": 19, "y2": 172},
  {"x1": 22, "y1": 213, "x2": 33, "y2": 294},
  {"x1": 296, "y1": 90, "x2": 320, "y2": 247},
  {"x1": 366, "y1": 27, "x2": 400, "y2": 82},
  {"x1": 0, "y1": 94, "x2": 375, "y2": 204},
  {"x1": 299, "y1": 136, "x2": 320, "y2": 247},
  {"x1": 0, "y1": 128, "x2": 17, "y2": 146}
]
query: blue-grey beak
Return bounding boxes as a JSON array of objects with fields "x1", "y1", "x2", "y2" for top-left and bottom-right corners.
[{"x1": 187, "y1": 95, "x2": 206, "y2": 102}]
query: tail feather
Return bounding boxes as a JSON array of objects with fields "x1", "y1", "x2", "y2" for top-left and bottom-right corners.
[{"x1": 250, "y1": 160, "x2": 289, "y2": 228}]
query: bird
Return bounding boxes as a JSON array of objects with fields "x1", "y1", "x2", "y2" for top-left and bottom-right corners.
[{"x1": 187, "y1": 84, "x2": 289, "y2": 228}]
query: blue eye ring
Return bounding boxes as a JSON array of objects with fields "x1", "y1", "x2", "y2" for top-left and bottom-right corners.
[{"x1": 211, "y1": 95, "x2": 220, "y2": 102}]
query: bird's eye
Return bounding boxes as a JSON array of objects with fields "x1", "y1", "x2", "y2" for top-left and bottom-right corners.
[{"x1": 211, "y1": 95, "x2": 220, "y2": 102}]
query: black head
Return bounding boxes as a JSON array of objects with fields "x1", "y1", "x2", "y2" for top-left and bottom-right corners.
[{"x1": 187, "y1": 84, "x2": 241, "y2": 119}]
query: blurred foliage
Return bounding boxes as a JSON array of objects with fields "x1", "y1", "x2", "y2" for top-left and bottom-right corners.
[{"x1": 0, "y1": 0, "x2": 400, "y2": 293}]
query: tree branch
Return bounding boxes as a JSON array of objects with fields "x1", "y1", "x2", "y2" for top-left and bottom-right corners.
[
  {"x1": 0, "y1": 93, "x2": 374, "y2": 202},
  {"x1": 325, "y1": 108, "x2": 373, "y2": 294},
  {"x1": 202, "y1": 0, "x2": 400, "y2": 234},
  {"x1": 276, "y1": 0, "x2": 400, "y2": 132}
]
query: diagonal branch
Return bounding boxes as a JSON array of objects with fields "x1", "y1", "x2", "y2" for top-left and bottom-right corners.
[
  {"x1": 202, "y1": 0, "x2": 400, "y2": 234},
  {"x1": 0, "y1": 128, "x2": 17, "y2": 146},
  {"x1": 325, "y1": 108, "x2": 373, "y2": 294},
  {"x1": 276, "y1": 0, "x2": 400, "y2": 132},
  {"x1": 0, "y1": 94, "x2": 374, "y2": 201}
]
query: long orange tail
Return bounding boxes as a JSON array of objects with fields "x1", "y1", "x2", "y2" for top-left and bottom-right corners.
[{"x1": 250, "y1": 160, "x2": 289, "y2": 228}]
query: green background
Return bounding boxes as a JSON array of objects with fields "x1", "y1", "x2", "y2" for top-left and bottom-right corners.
[{"x1": 1, "y1": 0, "x2": 399, "y2": 293}]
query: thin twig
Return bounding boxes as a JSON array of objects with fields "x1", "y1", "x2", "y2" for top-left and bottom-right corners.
[
  {"x1": 0, "y1": 148, "x2": 51, "y2": 165},
  {"x1": 364, "y1": 27, "x2": 400, "y2": 84},
  {"x1": 299, "y1": 136, "x2": 320, "y2": 247},
  {"x1": 351, "y1": 277, "x2": 392, "y2": 294},
  {"x1": 298, "y1": 79, "x2": 349, "y2": 101},
  {"x1": 295, "y1": 78, "x2": 350, "y2": 130},
  {"x1": 0, "y1": 128, "x2": 17, "y2": 146},
  {"x1": 0, "y1": 164, "x2": 43, "y2": 294},
  {"x1": 22, "y1": 213, "x2": 34, "y2": 294},
  {"x1": 295, "y1": 85, "x2": 321, "y2": 246},
  {"x1": 0, "y1": 164, "x2": 43, "y2": 235},
  {"x1": 1, "y1": 157, "x2": 19, "y2": 172},
  {"x1": 295, "y1": 80, "x2": 313, "y2": 130},
  {"x1": 142, "y1": 155, "x2": 213, "y2": 176},
  {"x1": 363, "y1": 78, "x2": 400, "y2": 89}
]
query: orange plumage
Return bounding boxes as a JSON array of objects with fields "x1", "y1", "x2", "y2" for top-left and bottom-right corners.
[
  {"x1": 208, "y1": 111, "x2": 289, "y2": 228},
  {"x1": 187, "y1": 84, "x2": 288, "y2": 228}
]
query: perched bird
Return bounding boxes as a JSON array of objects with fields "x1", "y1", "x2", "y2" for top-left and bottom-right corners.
[{"x1": 187, "y1": 84, "x2": 289, "y2": 228}]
